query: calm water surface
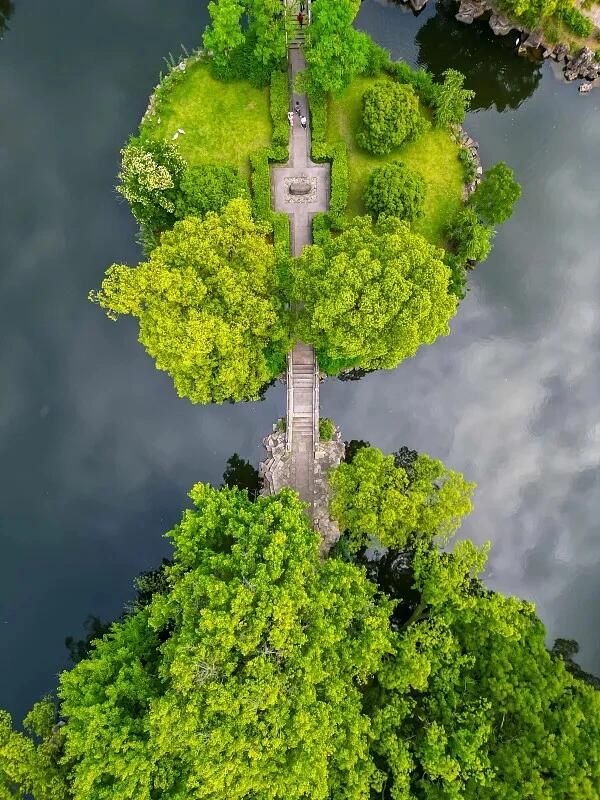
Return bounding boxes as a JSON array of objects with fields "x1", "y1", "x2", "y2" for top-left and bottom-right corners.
[{"x1": 1, "y1": 0, "x2": 599, "y2": 721}]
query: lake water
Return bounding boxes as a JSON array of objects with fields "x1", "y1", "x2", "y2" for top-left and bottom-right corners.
[{"x1": 1, "y1": 0, "x2": 599, "y2": 721}]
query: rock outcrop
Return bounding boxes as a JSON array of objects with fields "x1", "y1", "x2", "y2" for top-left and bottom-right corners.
[
  {"x1": 489, "y1": 13, "x2": 513, "y2": 35},
  {"x1": 455, "y1": 0, "x2": 490, "y2": 24},
  {"x1": 564, "y1": 47, "x2": 600, "y2": 81}
]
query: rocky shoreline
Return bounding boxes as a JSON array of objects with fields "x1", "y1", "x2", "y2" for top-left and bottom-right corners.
[{"x1": 404, "y1": 0, "x2": 600, "y2": 89}]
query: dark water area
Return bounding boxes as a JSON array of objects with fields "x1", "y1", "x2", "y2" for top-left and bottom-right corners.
[{"x1": 1, "y1": 0, "x2": 599, "y2": 722}]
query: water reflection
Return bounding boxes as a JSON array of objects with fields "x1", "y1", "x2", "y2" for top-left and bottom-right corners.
[
  {"x1": 416, "y1": 0, "x2": 542, "y2": 110},
  {"x1": 0, "y1": 0, "x2": 14, "y2": 38}
]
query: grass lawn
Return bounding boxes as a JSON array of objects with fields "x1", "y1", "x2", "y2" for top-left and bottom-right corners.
[
  {"x1": 327, "y1": 74, "x2": 464, "y2": 248},
  {"x1": 141, "y1": 60, "x2": 272, "y2": 179}
]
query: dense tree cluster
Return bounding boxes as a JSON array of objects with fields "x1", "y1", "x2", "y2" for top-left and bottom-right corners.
[
  {"x1": 2, "y1": 475, "x2": 599, "y2": 799},
  {"x1": 433, "y1": 68, "x2": 475, "y2": 128},
  {"x1": 90, "y1": 199, "x2": 288, "y2": 403},
  {"x1": 364, "y1": 161, "x2": 426, "y2": 222},
  {"x1": 357, "y1": 81, "x2": 426, "y2": 156},
  {"x1": 469, "y1": 161, "x2": 522, "y2": 226},
  {"x1": 290, "y1": 215, "x2": 457, "y2": 374}
]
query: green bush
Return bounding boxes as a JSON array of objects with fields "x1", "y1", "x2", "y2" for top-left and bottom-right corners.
[
  {"x1": 443, "y1": 252, "x2": 468, "y2": 300},
  {"x1": 270, "y1": 70, "x2": 290, "y2": 147},
  {"x1": 312, "y1": 213, "x2": 332, "y2": 246},
  {"x1": 384, "y1": 60, "x2": 438, "y2": 107},
  {"x1": 433, "y1": 69, "x2": 474, "y2": 128},
  {"x1": 364, "y1": 41, "x2": 391, "y2": 77},
  {"x1": 469, "y1": 161, "x2": 521, "y2": 226},
  {"x1": 250, "y1": 146, "x2": 290, "y2": 258},
  {"x1": 364, "y1": 161, "x2": 426, "y2": 222},
  {"x1": 555, "y1": 0, "x2": 593, "y2": 36},
  {"x1": 312, "y1": 141, "x2": 349, "y2": 228},
  {"x1": 307, "y1": 87, "x2": 328, "y2": 144},
  {"x1": 174, "y1": 164, "x2": 249, "y2": 220},
  {"x1": 319, "y1": 418, "x2": 336, "y2": 441},
  {"x1": 209, "y1": 35, "x2": 274, "y2": 87},
  {"x1": 458, "y1": 148, "x2": 477, "y2": 183},
  {"x1": 447, "y1": 207, "x2": 493, "y2": 264},
  {"x1": 357, "y1": 82, "x2": 426, "y2": 156}
]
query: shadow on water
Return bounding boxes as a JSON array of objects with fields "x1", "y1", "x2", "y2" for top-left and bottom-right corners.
[
  {"x1": 415, "y1": 0, "x2": 542, "y2": 110},
  {"x1": 0, "y1": 0, "x2": 14, "y2": 38}
]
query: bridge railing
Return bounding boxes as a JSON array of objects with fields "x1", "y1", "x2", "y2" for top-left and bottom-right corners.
[{"x1": 286, "y1": 351, "x2": 293, "y2": 452}]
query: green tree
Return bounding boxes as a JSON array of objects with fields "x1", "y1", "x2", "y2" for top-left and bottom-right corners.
[
  {"x1": 175, "y1": 163, "x2": 249, "y2": 219},
  {"x1": 117, "y1": 137, "x2": 186, "y2": 235},
  {"x1": 246, "y1": 0, "x2": 288, "y2": 71},
  {"x1": 304, "y1": 0, "x2": 372, "y2": 95},
  {"x1": 58, "y1": 484, "x2": 394, "y2": 800},
  {"x1": 90, "y1": 199, "x2": 288, "y2": 404},
  {"x1": 368, "y1": 540, "x2": 600, "y2": 799},
  {"x1": 329, "y1": 446, "x2": 474, "y2": 552},
  {"x1": 203, "y1": 0, "x2": 245, "y2": 66},
  {"x1": 291, "y1": 215, "x2": 457, "y2": 374},
  {"x1": 364, "y1": 161, "x2": 426, "y2": 222},
  {"x1": 434, "y1": 68, "x2": 475, "y2": 128},
  {"x1": 0, "y1": 702, "x2": 68, "y2": 799},
  {"x1": 469, "y1": 161, "x2": 521, "y2": 225},
  {"x1": 357, "y1": 82, "x2": 426, "y2": 156},
  {"x1": 447, "y1": 207, "x2": 493, "y2": 264}
]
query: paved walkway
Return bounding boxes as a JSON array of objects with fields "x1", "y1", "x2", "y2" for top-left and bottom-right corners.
[{"x1": 270, "y1": 43, "x2": 329, "y2": 516}]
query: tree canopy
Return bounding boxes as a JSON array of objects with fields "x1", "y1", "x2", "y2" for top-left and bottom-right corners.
[
  {"x1": 433, "y1": 68, "x2": 475, "y2": 128},
  {"x1": 304, "y1": 0, "x2": 372, "y2": 95},
  {"x1": 364, "y1": 161, "x2": 426, "y2": 222},
  {"x1": 447, "y1": 207, "x2": 493, "y2": 264},
  {"x1": 57, "y1": 484, "x2": 394, "y2": 800},
  {"x1": 469, "y1": 161, "x2": 522, "y2": 226},
  {"x1": 357, "y1": 82, "x2": 425, "y2": 156},
  {"x1": 90, "y1": 199, "x2": 288, "y2": 404},
  {"x1": 291, "y1": 215, "x2": 457, "y2": 374},
  {"x1": 174, "y1": 163, "x2": 249, "y2": 220},
  {"x1": 329, "y1": 446, "x2": 475, "y2": 552}
]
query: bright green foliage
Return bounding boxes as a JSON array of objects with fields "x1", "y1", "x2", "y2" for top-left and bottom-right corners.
[
  {"x1": 434, "y1": 69, "x2": 475, "y2": 128},
  {"x1": 357, "y1": 82, "x2": 425, "y2": 156},
  {"x1": 117, "y1": 137, "x2": 186, "y2": 233},
  {"x1": 319, "y1": 417, "x2": 336, "y2": 441},
  {"x1": 469, "y1": 161, "x2": 521, "y2": 225},
  {"x1": 363, "y1": 161, "x2": 426, "y2": 221},
  {"x1": 270, "y1": 70, "x2": 290, "y2": 147},
  {"x1": 246, "y1": 0, "x2": 288, "y2": 70},
  {"x1": 203, "y1": 0, "x2": 245, "y2": 65},
  {"x1": 291, "y1": 215, "x2": 457, "y2": 373},
  {"x1": 0, "y1": 704, "x2": 67, "y2": 800},
  {"x1": 447, "y1": 207, "x2": 493, "y2": 264},
  {"x1": 329, "y1": 447, "x2": 474, "y2": 552},
  {"x1": 174, "y1": 163, "x2": 249, "y2": 219},
  {"x1": 305, "y1": 0, "x2": 372, "y2": 95},
  {"x1": 90, "y1": 199, "x2": 287, "y2": 404},
  {"x1": 369, "y1": 541, "x2": 600, "y2": 799},
  {"x1": 58, "y1": 484, "x2": 395, "y2": 800}
]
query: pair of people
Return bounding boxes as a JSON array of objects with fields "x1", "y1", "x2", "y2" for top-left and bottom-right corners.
[{"x1": 288, "y1": 102, "x2": 307, "y2": 129}]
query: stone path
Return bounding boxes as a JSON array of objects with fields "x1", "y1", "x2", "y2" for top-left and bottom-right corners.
[{"x1": 260, "y1": 37, "x2": 344, "y2": 547}]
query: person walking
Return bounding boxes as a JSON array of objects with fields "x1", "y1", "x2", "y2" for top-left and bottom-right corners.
[
  {"x1": 294, "y1": 99, "x2": 301, "y2": 117},
  {"x1": 287, "y1": 110, "x2": 294, "y2": 127},
  {"x1": 297, "y1": 11, "x2": 304, "y2": 27},
  {"x1": 300, "y1": 114, "x2": 307, "y2": 129}
]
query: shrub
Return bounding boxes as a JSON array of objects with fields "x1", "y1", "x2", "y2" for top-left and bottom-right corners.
[
  {"x1": 469, "y1": 161, "x2": 521, "y2": 225},
  {"x1": 307, "y1": 87, "x2": 327, "y2": 144},
  {"x1": 117, "y1": 137, "x2": 186, "y2": 233},
  {"x1": 444, "y1": 252, "x2": 468, "y2": 299},
  {"x1": 458, "y1": 148, "x2": 477, "y2": 183},
  {"x1": 446, "y1": 207, "x2": 493, "y2": 264},
  {"x1": 384, "y1": 60, "x2": 438, "y2": 107},
  {"x1": 250, "y1": 146, "x2": 290, "y2": 258},
  {"x1": 312, "y1": 141, "x2": 349, "y2": 228},
  {"x1": 555, "y1": 0, "x2": 593, "y2": 36},
  {"x1": 319, "y1": 418, "x2": 336, "y2": 441},
  {"x1": 357, "y1": 82, "x2": 426, "y2": 156},
  {"x1": 175, "y1": 164, "x2": 249, "y2": 219},
  {"x1": 364, "y1": 161, "x2": 426, "y2": 222},
  {"x1": 270, "y1": 70, "x2": 290, "y2": 147},
  {"x1": 364, "y1": 40, "x2": 391, "y2": 77}
]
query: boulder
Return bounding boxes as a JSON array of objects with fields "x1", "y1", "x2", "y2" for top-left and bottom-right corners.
[
  {"x1": 455, "y1": 0, "x2": 489, "y2": 24},
  {"x1": 552, "y1": 43, "x2": 570, "y2": 63},
  {"x1": 522, "y1": 31, "x2": 543, "y2": 50},
  {"x1": 489, "y1": 13, "x2": 513, "y2": 35},
  {"x1": 289, "y1": 179, "x2": 312, "y2": 196},
  {"x1": 579, "y1": 82, "x2": 594, "y2": 94},
  {"x1": 565, "y1": 47, "x2": 600, "y2": 81}
]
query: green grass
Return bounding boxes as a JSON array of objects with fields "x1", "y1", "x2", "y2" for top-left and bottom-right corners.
[
  {"x1": 141, "y1": 61, "x2": 272, "y2": 179},
  {"x1": 326, "y1": 74, "x2": 464, "y2": 248}
]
